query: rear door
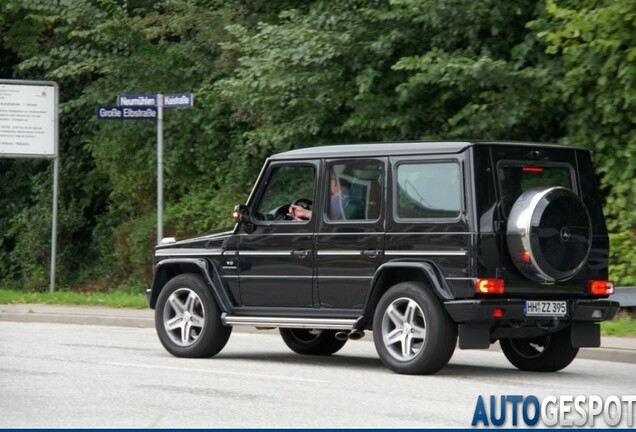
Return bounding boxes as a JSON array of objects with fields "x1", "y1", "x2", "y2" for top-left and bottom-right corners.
[
  {"x1": 488, "y1": 145, "x2": 602, "y2": 294},
  {"x1": 316, "y1": 158, "x2": 386, "y2": 311}
]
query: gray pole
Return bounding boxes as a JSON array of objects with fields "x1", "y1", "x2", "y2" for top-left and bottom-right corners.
[
  {"x1": 157, "y1": 94, "x2": 164, "y2": 245},
  {"x1": 49, "y1": 82, "x2": 60, "y2": 294},
  {"x1": 50, "y1": 156, "x2": 59, "y2": 293}
]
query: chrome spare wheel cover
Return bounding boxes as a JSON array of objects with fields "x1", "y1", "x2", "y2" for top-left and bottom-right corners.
[
  {"x1": 163, "y1": 288, "x2": 206, "y2": 347},
  {"x1": 506, "y1": 186, "x2": 592, "y2": 282},
  {"x1": 381, "y1": 297, "x2": 427, "y2": 361}
]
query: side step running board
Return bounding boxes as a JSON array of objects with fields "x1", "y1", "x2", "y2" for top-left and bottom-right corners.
[{"x1": 221, "y1": 313, "x2": 356, "y2": 330}]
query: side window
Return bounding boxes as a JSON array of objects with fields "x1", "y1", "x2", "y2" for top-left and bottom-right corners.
[
  {"x1": 396, "y1": 162, "x2": 461, "y2": 219},
  {"x1": 325, "y1": 160, "x2": 383, "y2": 221},
  {"x1": 256, "y1": 165, "x2": 315, "y2": 221}
]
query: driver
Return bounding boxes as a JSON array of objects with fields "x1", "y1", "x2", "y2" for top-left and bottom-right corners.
[{"x1": 288, "y1": 173, "x2": 352, "y2": 221}]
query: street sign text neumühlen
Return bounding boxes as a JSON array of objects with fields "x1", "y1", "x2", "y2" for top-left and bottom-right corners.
[
  {"x1": 118, "y1": 94, "x2": 157, "y2": 107},
  {"x1": 96, "y1": 106, "x2": 157, "y2": 120}
]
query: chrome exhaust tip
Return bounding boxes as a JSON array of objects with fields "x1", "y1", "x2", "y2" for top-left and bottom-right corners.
[
  {"x1": 335, "y1": 331, "x2": 349, "y2": 341},
  {"x1": 347, "y1": 330, "x2": 365, "y2": 340}
]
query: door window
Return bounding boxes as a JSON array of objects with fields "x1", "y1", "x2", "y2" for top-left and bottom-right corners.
[
  {"x1": 325, "y1": 160, "x2": 384, "y2": 222},
  {"x1": 255, "y1": 165, "x2": 315, "y2": 221}
]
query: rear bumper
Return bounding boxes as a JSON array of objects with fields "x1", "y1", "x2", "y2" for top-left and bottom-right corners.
[
  {"x1": 445, "y1": 298, "x2": 620, "y2": 349},
  {"x1": 444, "y1": 298, "x2": 620, "y2": 323}
]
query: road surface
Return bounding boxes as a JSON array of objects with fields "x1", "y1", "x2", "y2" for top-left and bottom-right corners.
[{"x1": 0, "y1": 321, "x2": 634, "y2": 428}]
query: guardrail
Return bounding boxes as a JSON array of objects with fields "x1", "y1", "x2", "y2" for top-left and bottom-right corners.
[{"x1": 611, "y1": 287, "x2": 636, "y2": 308}]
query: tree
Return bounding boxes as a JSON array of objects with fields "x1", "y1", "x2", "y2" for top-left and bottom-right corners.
[
  {"x1": 1, "y1": 0, "x2": 633, "y2": 289},
  {"x1": 536, "y1": 0, "x2": 636, "y2": 284}
]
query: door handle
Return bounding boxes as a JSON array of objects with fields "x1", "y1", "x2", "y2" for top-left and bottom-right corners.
[
  {"x1": 292, "y1": 249, "x2": 312, "y2": 258},
  {"x1": 362, "y1": 249, "x2": 383, "y2": 258}
]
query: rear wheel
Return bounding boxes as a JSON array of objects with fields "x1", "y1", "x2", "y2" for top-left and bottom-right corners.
[
  {"x1": 500, "y1": 327, "x2": 578, "y2": 372},
  {"x1": 373, "y1": 282, "x2": 457, "y2": 375},
  {"x1": 155, "y1": 273, "x2": 231, "y2": 358},
  {"x1": 279, "y1": 328, "x2": 347, "y2": 355}
]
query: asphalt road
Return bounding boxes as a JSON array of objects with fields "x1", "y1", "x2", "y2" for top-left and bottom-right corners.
[{"x1": 1, "y1": 321, "x2": 634, "y2": 428}]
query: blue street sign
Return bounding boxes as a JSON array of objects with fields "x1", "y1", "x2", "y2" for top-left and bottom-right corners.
[
  {"x1": 163, "y1": 93, "x2": 194, "y2": 108},
  {"x1": 96, "y1": 106, "x2": 157, "y2": 120},
  {"x1": 117, "y1": 94, "x2": 158, "y2": 107},
  {"x1": 116, "y1": 93, "x2": 193, "y2": 108},
  {"x1": 101, "y1": 91, "x2": 192, "y2": 245}
]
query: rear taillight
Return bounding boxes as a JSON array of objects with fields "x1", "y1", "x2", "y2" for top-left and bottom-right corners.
[
  {"x1": 475, "y1": 278, "x2": 505, "y2": 294},
  {"x1": 587, "y1": 280, "x2": 615, "y2": 296}
]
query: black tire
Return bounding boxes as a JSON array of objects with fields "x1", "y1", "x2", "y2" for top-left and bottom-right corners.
[
  {"x1": 500, "y1": 327, "x2": 579, "y2": 372},
  {"x1": 155, "y1": 273, "x2": 231, "y2": 358},
  {"x1": 279, "y1": 328, "x2": 347, "y2": 356},
  {"x1": 373, "y1": 282, "x2": 457, "y2": 375}
]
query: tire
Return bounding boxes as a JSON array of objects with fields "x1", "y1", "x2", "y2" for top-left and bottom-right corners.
[
  {"x1": 500, "y1": 327, "x2": 579, "y2": 372},
  {"x1": 507, "y1": 186, "x2": 592, "y2": 282},
  {"x1": 279, "y1": 328, "x2": 347, "y2": 356},
  {"x1": 373, "y1": 282, "x2": 457, "y2": 375},
  {"x1": 155, "y1": 273, "x2": 231, "y2": 358}
]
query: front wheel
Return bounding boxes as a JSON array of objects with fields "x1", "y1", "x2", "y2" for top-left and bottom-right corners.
[
  {"x1": 155, "y1": 273, "x2": 231, "y2": 358},
  {"x1": 279, "y1": 328, "x2": 347, "y2": 355},
  {"x1": 373, "y1": 282, "x2": 457, "y2": 375},
  {"x1": 500, "y1": 327, "x2": 579, "y2": 372}
]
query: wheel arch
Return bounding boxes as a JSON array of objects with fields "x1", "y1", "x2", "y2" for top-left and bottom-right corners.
[
  {"x1": 361, "y1": 261, "x2": 455, "y2": 325},
  {"x1": 149, "y1": 258, "x2": 233, "y2": 313}
]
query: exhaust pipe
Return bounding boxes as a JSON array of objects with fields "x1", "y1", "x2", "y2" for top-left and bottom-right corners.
[
  {"x1": 335, "y1": 331, "x2": 349, "y2": 341},
  {"x1": 334, "y1": 330, "x2": 366, "y2": 341},
  {"x1": 348, "y1": 330, "x2": 365, "y2": 340}
]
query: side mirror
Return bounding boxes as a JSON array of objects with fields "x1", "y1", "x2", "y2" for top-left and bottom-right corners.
[{"x1": 232, "y1": 204, "x2": 250, "y2": 224}]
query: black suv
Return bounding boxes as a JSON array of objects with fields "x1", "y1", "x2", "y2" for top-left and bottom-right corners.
[{"x1": 147, "y1": 141, "x2": 619, "y2": 374}]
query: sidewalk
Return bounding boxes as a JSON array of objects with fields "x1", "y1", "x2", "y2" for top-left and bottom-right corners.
[{"x1": 1, "y1": 303, "x2": 635, "y2": 364}]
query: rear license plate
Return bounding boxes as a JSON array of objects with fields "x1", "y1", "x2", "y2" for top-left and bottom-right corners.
[{"x1": 524, "y1": 300, "x2": 568, "y2": 317}]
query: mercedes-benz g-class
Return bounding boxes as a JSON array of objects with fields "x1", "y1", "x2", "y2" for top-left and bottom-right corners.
[{"x1": 147, "y1": 141, "x2": 619, "y2": 374}]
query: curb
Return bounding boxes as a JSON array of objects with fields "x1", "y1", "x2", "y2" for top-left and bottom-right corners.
[
  {"x1": 0, "y1": 310, "x2": 154, "y2": 328},
  {"x1": 0, "y1": 304, "x2": 154, "y2": 328},
  {"x1": 1, "y1": 304, "x2": 635, "y2": 365}
]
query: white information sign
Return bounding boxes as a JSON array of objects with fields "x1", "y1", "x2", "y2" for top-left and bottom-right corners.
[{"x1": 0, "y1": 82, "x2": 57, "y2": 158}]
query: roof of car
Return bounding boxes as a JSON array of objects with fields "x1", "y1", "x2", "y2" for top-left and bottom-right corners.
[{"x1": 270, "y1": 141, "x2": 585, "y2": 160}]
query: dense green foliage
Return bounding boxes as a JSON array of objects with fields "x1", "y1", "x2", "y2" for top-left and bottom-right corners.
[{"x1": 0, "y1": 0, "x2": 634, "y2": 290}]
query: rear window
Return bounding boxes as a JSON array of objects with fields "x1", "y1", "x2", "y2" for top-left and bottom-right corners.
[{"x1": 498, "y1": 163, "x2": 575, "y2": 217}]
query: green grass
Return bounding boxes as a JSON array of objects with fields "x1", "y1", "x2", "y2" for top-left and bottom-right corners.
[
  {"x1": 600, "y1": 315, "x2": 636, "y2": 337},
  {"x1": 0, "y1": 286, "x2": 147, "y2": 309}
]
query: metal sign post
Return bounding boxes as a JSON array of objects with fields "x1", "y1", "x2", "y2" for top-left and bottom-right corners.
[
  {"x1": 51, "y1": 156, "x2": 59, "y2": 294},
  {"x1": 0, "y1": 79, "x2": 59, "y2": 293},
  {"x1": 156, "y1": 94, "x2": 164, "y2": 244},
  {"x1": 97, "y1": 92, "x2": 193, "y2": 244}
]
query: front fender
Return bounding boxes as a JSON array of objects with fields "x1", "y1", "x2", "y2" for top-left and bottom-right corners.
[{"x1": 148, "y1": 258, "x2": 233, "y2": 313}]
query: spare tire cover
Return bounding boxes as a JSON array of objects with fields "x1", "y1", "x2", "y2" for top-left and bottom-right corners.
[{"x1": 506, "y1": 186, "x2": 592, "y2": 282}]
